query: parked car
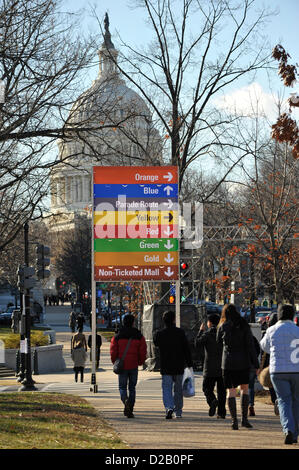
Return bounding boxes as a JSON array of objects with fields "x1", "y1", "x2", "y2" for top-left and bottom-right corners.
[
  {"x1": 198, "y1": 301, "x2": 222, "y2": 315},
  {"x1": 255, "y1": 311, "x2": 272, "y2": 324},
  {"x1": 111, "y1": 313, "x2": 126, "y2": 326},
  {"x1": 240, "y1": 307, "x2": 250, "y2": 319},
  {"x1": 294, "y1": 313, "x2": 299, "y2": 327}
]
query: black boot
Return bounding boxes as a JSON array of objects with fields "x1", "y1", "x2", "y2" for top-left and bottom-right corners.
[
  {"x1": 123, "y1": 398, "x2": 130, "y2": 417},
  {"x1": 228, "y1": 397, "x2": 238, "y2": 430},
  {"x1": 127, "y1": 401, "x2": 134, "y2": 418},
  {"x1": 241, "y1": 393, "x2": 253, "y2": 428}
]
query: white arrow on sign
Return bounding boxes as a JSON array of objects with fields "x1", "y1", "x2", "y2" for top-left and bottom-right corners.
[
  {"x1": 164, "y1": 267, "x2": 174, "y2": 277},
  {"x1": 164, "y1": 253, "x2": 174, "y2": 263},
  {"x1": 163, "y1": 226, "x2": 173, "y2": 237},
  {"x1": 164, "y1": 240, "x2": 174, "y2": 250},
  {"x1": 163, "y1": 185, "x2": 173, "y2": 196},
  {"x1": 163, "y1": 172, "x2": 173, "y2": 183},
  {"x1": 164, "y1": 199, "x2": 173, "y2": 209}
]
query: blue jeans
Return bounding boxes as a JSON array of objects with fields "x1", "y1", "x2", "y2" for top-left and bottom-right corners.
[
  {"x1": 270, "y1": 373, "x2": 299, "y2": 439},
  {"x1": 118, "y1": 368, "x2": 138, "y2": 406},
  {"x1": 162, "y1": 374, "x2": 183, "y2": 416}
]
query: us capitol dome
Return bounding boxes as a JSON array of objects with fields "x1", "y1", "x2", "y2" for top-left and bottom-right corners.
[{"x1": 49, "y1": 14, "x2": 162, "y2": 232}]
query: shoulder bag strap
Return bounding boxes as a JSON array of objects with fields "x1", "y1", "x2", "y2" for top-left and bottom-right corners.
[{"x1": 120, "y1": 338, "x2": 132, "y2": 360}]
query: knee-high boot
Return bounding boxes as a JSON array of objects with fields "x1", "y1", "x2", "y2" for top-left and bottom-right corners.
[
  {"x1": 227, "y1": 397, "x2": 238, "y2": 430},
  {"x1": 241, "y1": 392, "x2": 253, "y2": 428}
]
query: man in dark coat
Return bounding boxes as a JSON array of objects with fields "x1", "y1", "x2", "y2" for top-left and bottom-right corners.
[
  {"x1": 195, "y1": 314, "x2": 226, "y2": 419},
  {"x1": 153, "y1": 310, "x2": 193, "y2": 419},
  {"x1": 76, "y1": 312, "x2": 85, "y2": 331}
]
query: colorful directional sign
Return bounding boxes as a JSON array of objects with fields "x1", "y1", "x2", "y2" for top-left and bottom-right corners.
[{"x1": 93, "y1": 165, "x2": 179, "y2": 281}]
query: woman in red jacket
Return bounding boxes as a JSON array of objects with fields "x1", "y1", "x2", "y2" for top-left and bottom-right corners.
[{"x1": 110, "y1": 314, "x2": 147, "y2": 418}]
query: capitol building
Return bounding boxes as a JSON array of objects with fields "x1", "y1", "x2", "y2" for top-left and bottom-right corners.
[{"x1": 49, "y1": 14, "x2": 162, "y2": 232}]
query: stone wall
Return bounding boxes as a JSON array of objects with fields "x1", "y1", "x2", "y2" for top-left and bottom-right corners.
[{"x1": 4, "y1": 344, "x2": 65, "y2": 373}]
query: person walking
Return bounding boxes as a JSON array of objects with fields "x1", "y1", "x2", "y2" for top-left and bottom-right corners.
[
  {"x1": 88, "y1": 332, "x2": 102, "y2": 369},
  {"x1": 248, "y1": 335, "x2": 261, "y2": 416},
  {"x1": 71, "y1": 328, "x2": 87, "y2": 383},
  {"x1": 110, "y1": 314, "x2": 147, "y2": 418},
  {"x1": 76, "y1": 312, "x2": 85, "y2": 331},
  {"x1": 69, "y1": 311, "x2": 77, "y2": 333},
  {"x1": 153, "y1": 310, "x2": 193, "y2": 419},
  {"x1": 260, "y1": 304, "x2": 299, "y2": 445},
  {"x1": 195, "y1": 314, "x2": 226, "y2": 419},
  {"x1": 261, "y1": 311, "x2": 279, "y2": 415},
  {"x1": 216, "y1": 304, "x2": 260, "y2": 430}
]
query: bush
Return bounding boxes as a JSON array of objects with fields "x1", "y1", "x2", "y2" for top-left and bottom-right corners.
[
  {"x1": 0, "y1": 331, "x2": 49, "y2": 349},
  {"x1": 99, "y1": 331, "x2": 114, "y2": 342}
]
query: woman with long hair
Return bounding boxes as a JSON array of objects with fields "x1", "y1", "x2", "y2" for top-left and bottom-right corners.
[{"x1": 217, "y1": 304, "x2": 260, "y2": 430}]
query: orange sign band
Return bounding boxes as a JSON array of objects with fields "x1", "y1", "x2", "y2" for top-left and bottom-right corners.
[{"x1": 93, "y1": 165, "x2": 178, "y2": 184}]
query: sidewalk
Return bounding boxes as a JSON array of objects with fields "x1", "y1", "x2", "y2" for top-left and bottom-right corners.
[{"x1": 0, "y1": 332, "x2": 296, "y2": 450}]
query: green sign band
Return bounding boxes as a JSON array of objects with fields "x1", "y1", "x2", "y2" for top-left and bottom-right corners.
[{"x1": 94, "y1": 238, "x2": 178, "y2": 253}]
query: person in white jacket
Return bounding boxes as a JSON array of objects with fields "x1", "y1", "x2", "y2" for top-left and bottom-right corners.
[{"x1": 260, "y1": 304, "x2": 299, "y2": 445}]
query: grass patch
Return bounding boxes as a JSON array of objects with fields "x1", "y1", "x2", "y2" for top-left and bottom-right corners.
[{"x1": 0, "y1": 393, "x2": 128, "y2": 449}]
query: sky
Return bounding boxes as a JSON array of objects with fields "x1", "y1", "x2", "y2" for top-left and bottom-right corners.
[
  {"x1": 60, "y1": 0, "x2": 299, "y2": 183},
  {"x1": 65, "y1": 0, "x2": 298, "y2": 56},
  {"x1": 63, "y1": 0, "x2": 299, "y2": 120}
]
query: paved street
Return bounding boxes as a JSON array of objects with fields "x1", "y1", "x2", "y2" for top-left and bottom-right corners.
[
  {"x1": 0, "y1": 305, "x2": 297, "y2": 450},
  {"x1": 43, "y1": 304, "x2": 92, "y2": 333}
]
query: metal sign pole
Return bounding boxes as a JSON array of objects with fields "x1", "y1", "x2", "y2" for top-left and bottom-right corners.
[
  {"x1": 176, "y1": 166, "x2": 180, "y2": 327},
  {"x1": 91, "y1": 279, "x2": 97, "y2": 392},
  {"x1": 91, "y1": 170, "x2": 98, "y2": 393},
  {"x1": 175, "y1": 279, "x2": 180, "y2": 327}
]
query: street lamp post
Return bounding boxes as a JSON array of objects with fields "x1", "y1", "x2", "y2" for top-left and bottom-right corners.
[{"x1": 19, "y1": 222, "x2": 37, "y2": 391}]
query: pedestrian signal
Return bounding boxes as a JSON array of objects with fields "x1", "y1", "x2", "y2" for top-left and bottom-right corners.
[{"x1": 36, "y1": 244, "x2": 51, "y2": 280}]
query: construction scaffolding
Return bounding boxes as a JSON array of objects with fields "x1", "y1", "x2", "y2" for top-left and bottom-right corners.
[{"x1": 142, "y1": 223, "x2": 298, "y2": 306}]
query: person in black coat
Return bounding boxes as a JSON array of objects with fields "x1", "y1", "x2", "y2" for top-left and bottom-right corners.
[
  {"x1": 153, "y1": 310, "x2": 193, "y2": 419},
  {"x1": 216, "y1": 304, "x2": 260, "y2": 430},
  {"x1": 195, "y1": 314, "x2": 226, "y2": 419},
  {"x1": 88, "y1": 333, "x2": 102, "y2": 369}
]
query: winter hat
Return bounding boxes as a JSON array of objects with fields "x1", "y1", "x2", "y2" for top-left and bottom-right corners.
[
  {"x1": 163, "y1": 310, "x2": 175, "y2": 326},
  {"x1": 277, "y1": 304, "x2": 295, "y2": 321},
  {"x1": 207, "y1": 314, "x2": 220, "y2": 326}
]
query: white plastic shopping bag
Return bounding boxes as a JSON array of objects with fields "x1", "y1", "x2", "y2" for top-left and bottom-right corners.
[{"x1": 182, "y1": 367, "x2": 195, "y2": 397}]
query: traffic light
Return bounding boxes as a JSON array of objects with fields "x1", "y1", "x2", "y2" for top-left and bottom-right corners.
[
  {"x1": 180, "y1": 261, "x2": 189, "y2": 278},
  {"x1": 169, "y1": 295, "x2": 175, "y2": 304},
  {"x1": 17, "y1": 265, "x2": 37, "y2": 291},
  {"x1": 36, "y1": 244, "x2": 51, "y2": 280}
]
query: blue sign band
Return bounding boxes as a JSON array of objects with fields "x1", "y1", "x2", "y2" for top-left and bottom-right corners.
[{"x1": 93, "y1": 184, "x2": 178, "y2": 198}]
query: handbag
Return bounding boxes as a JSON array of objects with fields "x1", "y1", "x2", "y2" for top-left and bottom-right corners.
[
  {"x1": 182, "y1": 367, "x2": 195, "y2": 398},
  {"x1": 257, "y1": 352, "x2": 272, "y2": 389},
  {"x1": 113, "y1": 338, "x2": 132, "y2": 374}
]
